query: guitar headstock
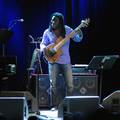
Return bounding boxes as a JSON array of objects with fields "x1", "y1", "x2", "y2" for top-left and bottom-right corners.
[
  {"x1": 81, "y1": 18, "x2": 90, "y2": 28},
  {"x1": 75, "y1": 18, "x2": 90, "y2": 32}
]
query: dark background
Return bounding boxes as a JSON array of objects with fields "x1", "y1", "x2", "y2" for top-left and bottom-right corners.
[{"x1": 0, "y1": 0, "x2": 120, "y2": 100}]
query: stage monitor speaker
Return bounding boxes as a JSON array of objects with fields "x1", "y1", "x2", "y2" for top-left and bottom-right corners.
[
  {"x1": 102, "y1": 90, "x2": 120, "y2": 114},
  {"x1": 58, "y1": 96, "x2": 100, "y2": 119},
  {"x1": 0, "y1": 96, "x2": 28, "y2": 120},
  {"x1": 0, "y1": 91, "x2": 38, "y2": 113}
]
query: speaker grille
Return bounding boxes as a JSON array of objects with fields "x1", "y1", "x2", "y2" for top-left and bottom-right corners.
[
  {"x1": 73, "y1": 74, "x2": 98, "y2": 96},
  {"x1": 38, "y1": 74, "x2": 50, "y2": 108}
]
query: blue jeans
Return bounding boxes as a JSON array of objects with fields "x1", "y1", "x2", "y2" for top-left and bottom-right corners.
[{"x1": 48, "y1": 63, "x2": 74, "y2": 96}]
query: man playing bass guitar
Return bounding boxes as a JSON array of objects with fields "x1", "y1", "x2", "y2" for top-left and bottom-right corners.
[{"x1": 40, "y1": 12, "x2": 89, "y2": 107}]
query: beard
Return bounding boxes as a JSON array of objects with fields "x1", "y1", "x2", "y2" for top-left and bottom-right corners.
[{"x1": 51, "y1": 22, "x2": 60, "y2": 30}]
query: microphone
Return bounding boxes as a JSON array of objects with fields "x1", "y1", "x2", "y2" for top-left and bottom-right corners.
[{"x1": 16, "y1": 19, "x2": 24, "y2": 22}]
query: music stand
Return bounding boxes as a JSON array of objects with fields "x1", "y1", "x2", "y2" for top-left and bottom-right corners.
[
  {"x1": 87, "y1": 55, "x2": 120, "y2": 103},
  {"x1": 0, "y1": 28, "x2": 13, "y2": 56}
]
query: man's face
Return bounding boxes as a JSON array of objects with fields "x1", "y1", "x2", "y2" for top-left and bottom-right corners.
[{"x1": 50, "y1": 16, "x2": 59, "y2": 29}]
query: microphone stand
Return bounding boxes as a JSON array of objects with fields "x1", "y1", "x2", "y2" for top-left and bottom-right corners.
[
  {"x1": 8, "y1": 19, "x2": 24, "y2": 30},
  {"x1": 0, "y1": 29, "x2": 13, "y2": 56},
  {"x1": 8, "y1": 22, "x2": 17, "y2": 30}
]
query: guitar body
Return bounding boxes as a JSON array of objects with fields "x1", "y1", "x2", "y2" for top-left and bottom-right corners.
[{"x1": 44, "y1": 43, "x2": 62, "y2": 63}]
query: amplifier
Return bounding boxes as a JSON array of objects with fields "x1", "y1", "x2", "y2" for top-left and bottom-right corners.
[
  {"x1": 29, "y1": 74, "x2": 98, "y2": 108},
  {"x1": 0, "y1": 56, "x2": 17, "y2": 76},
  {"x1": 72, "y1": 64, "x2": 88, "y2": 74},
  {"x1": 0, "y1": 56, "x2": 17, "y2": 91},
  {"x1": 73, "y1": 74, "x2": 98, "y2": 96}
]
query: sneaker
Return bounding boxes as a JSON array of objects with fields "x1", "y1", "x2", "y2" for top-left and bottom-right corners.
[{"x1": 50, "y1": 106, "x2": 58, "y2": 111}]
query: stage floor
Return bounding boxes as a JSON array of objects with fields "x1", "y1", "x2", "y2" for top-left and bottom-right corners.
[{"x1": 29, "y1": 109, "x2": 63, "y2": 120}]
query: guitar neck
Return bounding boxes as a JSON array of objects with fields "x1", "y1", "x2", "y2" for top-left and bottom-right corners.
[{"x1": 54, "y1": 24, "x2": 82, "y2": 50}]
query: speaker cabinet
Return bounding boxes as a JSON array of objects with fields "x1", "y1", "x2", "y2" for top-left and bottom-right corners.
[
  {"x1": 28, "y1": 74, "x2": 38, "y2": 98},
  {"x1": 58, "y1": 96, "x2": 99, "y2": 118},
  {"x1": 0, "y1": 97, "x2": 28, "y2": 120},
  {"x1": 38, "y1": 74, "x2": 50, "y2": 108},
  {"x1": 29, "y1": 74, "x2": 65, "y2": 108},
  {"x1": 29, "y1": 74, "x2": 98, "y2": 108},
  {"x1": 102, "y1": 90, "x2": 120, "y2": 113},
  {"x1": 29, "y1": 74, "x2": 50, "y2": 108},
  {"x1": 0, "y1": 91, "x2": 38, "y2": 113},
  {"x1": 73, "y1": 74, "x2": 98, "y2": 96}
]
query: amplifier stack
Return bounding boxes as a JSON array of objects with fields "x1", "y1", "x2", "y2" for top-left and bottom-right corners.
[{"x1": 29, "y1": 72, "x2": 98, "y2": 108}]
